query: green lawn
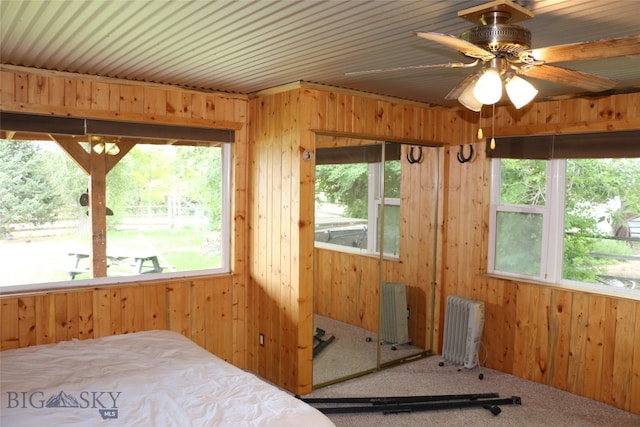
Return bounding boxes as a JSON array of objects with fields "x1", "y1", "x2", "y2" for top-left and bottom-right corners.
[{"x1": 1, "y1": 228, "x2": 222, "y2": 286}]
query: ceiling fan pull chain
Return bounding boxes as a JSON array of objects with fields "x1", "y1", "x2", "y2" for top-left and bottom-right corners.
[
  {"x1": 490, "y1": 104, "x2": 496, "y2": 150},
  {"x1": 477, "y1": 105, "x2": 484, "y2": 140}
]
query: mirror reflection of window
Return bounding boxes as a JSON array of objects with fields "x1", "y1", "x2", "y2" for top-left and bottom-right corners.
[{"x1": 314, "y1": 143, "x2": 400, "y2": 258}]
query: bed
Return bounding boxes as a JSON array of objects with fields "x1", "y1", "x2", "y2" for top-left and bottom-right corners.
[{"x1": 0, "y1": 330, "x2": 335, "y2": 426}]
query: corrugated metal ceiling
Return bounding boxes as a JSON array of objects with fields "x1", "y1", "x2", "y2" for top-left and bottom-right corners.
[{"x1": 1, "y1": 0, "x2": 639, "y2": 108}]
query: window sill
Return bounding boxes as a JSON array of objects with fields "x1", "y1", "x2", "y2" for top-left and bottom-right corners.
[
  {"x1": 480, "y1": 272, "x2": 640, "y2": 301},
  {"x1": 314, "y1": 241, "x2": 399, "y2": 261},
  {"x1": 0, "y1": 269, "x2": 233, "y2": 296}
]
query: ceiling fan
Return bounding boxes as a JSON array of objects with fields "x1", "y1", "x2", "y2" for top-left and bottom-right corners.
[{"x1": 348, "y1": 0, "x2": 640, "y2": 111}]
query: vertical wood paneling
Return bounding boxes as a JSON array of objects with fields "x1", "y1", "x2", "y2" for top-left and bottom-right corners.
[
  {"x1": 0, "y1": 66, "x2": 247, "y2": 371},
  {"x1": 0, "y1": 70, "x2": 16, "y2": 104},
  {"x1": 64, "y1": 78, "x2": 77, "y2": 109},
  {"x1": 144, "y1": 87, "x2": 167, "y2": 115},
  {"x1": 14, "y1": 72, "x2": 28, "y2": 103},
  {"x1": 54, "y1": 292, "x2": 69, "y2": 342},
  {"x1": 191, "y1": 281, "x2": 208, "y2": 349},
  {"x1": 109, "y1": 288, "x2": 122, "y2": 336},
  {"x1": 118, "y1": 85, "x2": 144, "y2": 113},
  {"x1": 601, "y1": 298, "x2": 619, "y2": 404},
  {"x1": 249, "y1": 83, "x2": 463, "y2": 393},
  {"x1": 443, "y1": 91, "x2": 640, "y2": 416},
  {"x1": 18, "y1": 296, "x2": 37, "y2": 348},
  {"x1": 279, "y1": 92, "x2": 294, "y2": 388},
  {"x1": 77, "y1": 290, "x2": 94, "y2": 339},
  {"x1": 313, "y1": 249, "x2": 382, "y2": 332},
  {"x1": 0, "y1": 297, "x2": 19, "y2": 350},
  {"x1": 91, "y1": 82, "x2": 110, "y2": 110},
  {"x1": 27, "y1": 75, "x2": 47, "y2": 105},
  {"x1": 0, "y1": 276, "x2": 234, "y2": 358},
  {"x1": 566, "y1": 292, "x2": 588, "y2": 395},
  {"x1": 248, "y1": 89, "x2": 305, "y2": 392},
  {"x1": 549, "y1": 290, "x2": 571, "y2": 389},
  {"x1": 93, "y1": 288, "x2": 111, "y2": 337},
  {"x1": 5, "y1": 66, "x2": 639, "y2": 413},
  {"x1": 120, "y1": 286, "x2": 145, "y2": 333},
  {"x1": 142, "y1": 284, "x2": 166, "y2": 330},
  {"x1": 611, "y1": 300, "x2": 635, "y2": 410},
  {"x1": 632, "y1": 309, "x2": 640, "y2": 412},
  {"x1": 34, "y1": 294, "x2": 55, "y2": 345},
  {"x1": 167, "y1": 282, "x2": 191, "y2": 336},
  {"x1": 584, "y1": 294, "x2": 606, "y2": 401},
  {"x1": 76, "y1": 80, "x2": 92, "y2": 109}
]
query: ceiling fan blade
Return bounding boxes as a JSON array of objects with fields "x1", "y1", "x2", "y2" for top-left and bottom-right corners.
[
  {"x1": 444, "y1": 73, "x2": 479, "y2": 100},
  {"x1": 416, "y1": 32, "x2": 495, "y2": 61},
  {"x1": 517, "y1": 64, "x2": 617, "y2": 92},
  {"x1": 526, "y1": 35, "x2": 640, "y2": 64},
  {"x1": 345, "y1": 59, "x2": 480, "y2": 76}
]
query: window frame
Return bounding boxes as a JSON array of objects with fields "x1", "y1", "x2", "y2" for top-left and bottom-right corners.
[
  {"x1": 0, "y1": 137, "x2": 233, "y2": 295},
  {"x1": 369, "y1": 162, "x2": 400, "y2": 258},
  {"x1": 488, "y1": 157, "x2": 640, "y2": 301}
]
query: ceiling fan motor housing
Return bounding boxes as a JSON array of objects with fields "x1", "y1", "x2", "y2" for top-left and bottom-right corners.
[
  {"x1": 461, "y1": 25, "x2": 531, "y2": 58},
  {"x1": 461, "y1": 11, "x2": 531, "y2": 58}
]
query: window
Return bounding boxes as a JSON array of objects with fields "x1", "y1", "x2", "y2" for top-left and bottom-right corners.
[
  {"x1": 488, "y1": 132, "x2": 640, "y2": 299},
  {"x1": 0, "y1": 115, "x2": 232, "y2": 292},
  {"x1": 314, "y1": 143, "x2": 401, "y2": 257}
]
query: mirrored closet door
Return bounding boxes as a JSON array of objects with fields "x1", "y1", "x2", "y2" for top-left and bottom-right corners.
[
  {"x1": 312, "y1": 136, "x2": 438, "y2": 387},
  {"x1": 380, "y1": 142, "x2": 439, "y2": 367}
]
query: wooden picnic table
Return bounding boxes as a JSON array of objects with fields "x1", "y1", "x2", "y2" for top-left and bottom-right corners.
[{"x1": 68, "y1": 251, "x2": 163, "y2": 279}]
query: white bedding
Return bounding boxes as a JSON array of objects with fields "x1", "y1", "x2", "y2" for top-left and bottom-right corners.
[{"x1": 0, "y1": 330, "x2": 334, "y2": 427}]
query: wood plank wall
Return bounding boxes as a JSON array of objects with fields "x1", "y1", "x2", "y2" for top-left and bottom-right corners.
[
  {"x1": 0, "y1": 277, "x2": 236, "y2": 360},
  {"x1": 3, "y1": 65, "x2": 638, "y2": 413},
  {"x1": 248, "y1": 83, "x2": 472, "y2": 394},
  {"x1": 0, "y1": 65, "x2": 249, "y2": 367},
  {"x1": 303, "y1": 86, "x2": 463, "y2": 356},
  {"x1": 313, "y1": 248, "x2": 384, "y2": 334},
  {"x1": 442, "y1": 93, "x2": 640, "y2": 414},
  {"x1": 246, "y1": 89, "x2": 310, "y2": 392}
]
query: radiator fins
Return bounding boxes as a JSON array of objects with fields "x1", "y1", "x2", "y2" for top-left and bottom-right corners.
[
  {"x1": 442, "y1": 295, "x2": 485, "y2": 369},
  {"x1": 381, "y1": 282, "x2": 410, "y2": 346}
]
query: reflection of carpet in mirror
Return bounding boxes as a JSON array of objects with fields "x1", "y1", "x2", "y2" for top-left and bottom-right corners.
[{"x1": 313, "y1": 314, "x2": 423, "y2": 386}]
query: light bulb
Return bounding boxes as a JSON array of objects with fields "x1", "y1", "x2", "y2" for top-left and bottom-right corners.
[
  {"x1": 505, "y1": 75, "x2": 538, "y2": 109},
  {"x1": 105, "y1": 143, "x2": 120, "y2": 155},
  {"x1": 473, "y1": 68, "x2": 502, "y2": 105},
  {"x1": 92, "y1": 142, "x2": 105, "y2": 154}
]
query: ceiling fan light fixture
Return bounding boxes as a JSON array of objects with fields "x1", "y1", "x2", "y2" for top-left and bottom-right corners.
[
  {"x1": 458, "y1": 78, "x2": 483, "y2": 112},
  {"x1": 505, "y1": 75, "x2": 538, "y2": 109},
  {"x1": 473, "y1": 68, "x2": 502, "y2": 105},
  {"x1": 92, "y1": 141, "x2": 120, "y2": 155}
]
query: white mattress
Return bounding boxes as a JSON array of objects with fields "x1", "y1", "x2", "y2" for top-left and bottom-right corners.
[{"x1": 0, "y1": 330, "x2": 334, "y2": 427}]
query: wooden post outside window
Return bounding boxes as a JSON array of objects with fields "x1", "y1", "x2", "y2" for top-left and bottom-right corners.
[{"x1": 89, "y1": 138, "x2": 108, "y2": 278}]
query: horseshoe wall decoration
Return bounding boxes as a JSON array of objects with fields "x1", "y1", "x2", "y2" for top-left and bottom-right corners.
[
  {"x1": 407, "y1": 146, "x2": 423, "y2": 164},
  {"x1": 457, "y1": 144, "x2": 474, "y2": 163}
]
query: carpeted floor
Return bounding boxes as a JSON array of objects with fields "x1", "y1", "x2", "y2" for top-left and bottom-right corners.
[{"x1": 305, "y1": 354, "x2": 640, "y2": 426}]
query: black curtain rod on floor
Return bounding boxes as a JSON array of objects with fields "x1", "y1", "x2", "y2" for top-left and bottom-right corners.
[{"x1": 298, "y1": 393, "x2": 522, "y2": 415}]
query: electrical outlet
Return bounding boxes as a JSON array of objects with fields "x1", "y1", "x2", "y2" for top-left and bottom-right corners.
[{"x1": 259, "y1": 333, "x2": 265, "y2": 346}]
